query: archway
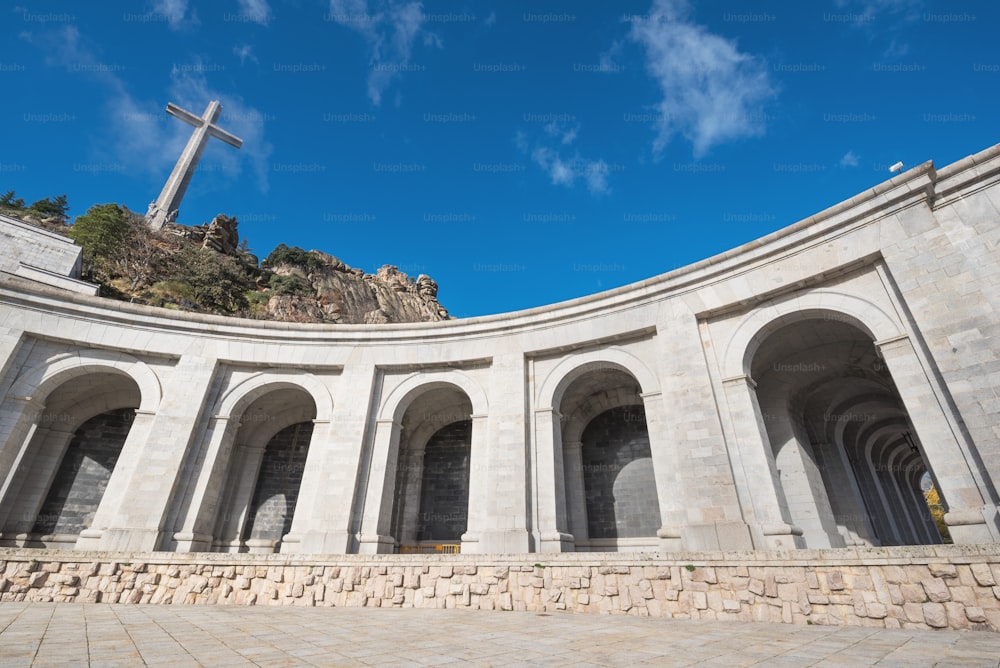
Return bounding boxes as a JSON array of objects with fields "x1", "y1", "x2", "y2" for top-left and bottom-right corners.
[
  {"x1": 389, "y1": 384, "x2": 473, "y2": 553},
  {"x1": 559, "y1": 366, "x2": 662, "y2": 551},
  {"x1": 751, "y1": 316, "x2": 944, "y2": 547},
  {"x1": 211, "y1": 385, "x2": 317, "y2": 553},
  {"x1": 0, "y1": 371, "x2": 141, "y2": 548}
]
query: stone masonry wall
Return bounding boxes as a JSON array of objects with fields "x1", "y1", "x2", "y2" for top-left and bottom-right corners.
[{"x1": 1, "y1": 545, "x2": 998, "y2": 632}]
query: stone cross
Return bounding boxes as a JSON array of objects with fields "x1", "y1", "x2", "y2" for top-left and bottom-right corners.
[{"x1": 145, "y1": 100, "x2": 243, "y2": 229}]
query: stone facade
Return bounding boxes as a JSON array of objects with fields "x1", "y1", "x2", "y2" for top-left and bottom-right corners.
[
  {"x1": 0, "y1": 142, "x2": 999, "y2": 563},
  {"x1": 1, "y1": 545, "x2": 998, "y2": 631}
]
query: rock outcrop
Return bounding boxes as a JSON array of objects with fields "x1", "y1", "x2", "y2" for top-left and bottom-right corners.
[{"x1": 265, "y1": 251, "x2": 449, "y2": 325}]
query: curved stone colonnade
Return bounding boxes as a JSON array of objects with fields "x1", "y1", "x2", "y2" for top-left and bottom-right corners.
[{"x1": 1, "y1": 143, "x2": 999, "y2": 557}]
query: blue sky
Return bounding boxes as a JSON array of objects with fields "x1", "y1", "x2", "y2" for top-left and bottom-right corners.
[{"x1": 3, "y1": 1, "x2": 998, "y2": 317}]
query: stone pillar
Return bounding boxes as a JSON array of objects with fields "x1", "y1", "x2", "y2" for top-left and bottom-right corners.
[
  {"x1": 533, "y1": 407, "x2": 573, "y2": 552},
  {"x1": 285, "y1": 364, "x2": 375, "y2": 555},
  {"x1": 469, "y1": 353, "x2": 530, "y2": 553},
  {"x1": 758, "y1": 391, "x2": 841, "y2": 549},
  {"x1": 0, "y1": 397, "x2": 43, "y2": 534},
  {"x1": 876, "y1": 334, "x2": 998, "y2": 543},
  {"x1": 212, "y1": 441, "x2": 267, "y2": 552},
  {"x1": 279, "y1": 418, "x2": 332, "y2": 554},
  {"x1": 172, "y1": 415, "x2": 239, "y2": 552},
  {"x1": 460, "y1": 413, "x2": 489, "y2": 552},
  {"x1": 0, "y1": 397, "x2": 44, "y2": 504},
  {"x1": 357, "y1": 418, "x2": 401, "y2": 554},
  {"x1": 396, "y1": 446, "x2": 425, "y2": 546},
  {"x1": 563, "y1": 440, "x2": 588, "y2": 545},
  {"x1": 2, "y1": 425, "x2": 75, "y2": 537},
  {"x1": 76, "y1": 355, "x2": 218, "y2": 552},
  {"x1": 640, "y1": 390, "x2": 685, "y2": 550},
  {"x1": 719, "y1": 375, "x2": 803, "y2": 549}
]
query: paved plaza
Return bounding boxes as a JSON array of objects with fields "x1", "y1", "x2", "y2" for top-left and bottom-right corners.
[{"x1": 1, "y1": 604, "x2": 999, "y2": 667}]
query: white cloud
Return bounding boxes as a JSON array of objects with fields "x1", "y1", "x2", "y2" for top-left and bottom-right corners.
[
  {"x1": 630, "y1": 0, "x2": 776, "y2": 157},
  {"x1": 233, "y1": 44, "x2": 257, "y2": 66},
  {"x1": 153, "y1": 0, "x2": 195, "y2": 30},
  {"x1": 527, "y1": 122, "x2": 611, "y2": 195},
  {"x1": 327, "y1": 0, "x2": 436, "y2": 105},
  {"x1": 22, "y1": 25, "x2": 272, "y2": 203},
  {"x1": 237, "y1": 0, "x2": 271, "y2": 25},
  {"x1": 839, "y1": 150, "x2": 860, "y2": 168}
]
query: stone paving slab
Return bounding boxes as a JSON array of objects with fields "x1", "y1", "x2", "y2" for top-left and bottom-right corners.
[{"x1": 1, "y1": 604, "x2": 999, "y2": 667}]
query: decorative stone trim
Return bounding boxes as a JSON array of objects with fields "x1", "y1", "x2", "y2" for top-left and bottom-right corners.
[{"x1": 1, "y1": 545, "x2": 997, "y2": 632}]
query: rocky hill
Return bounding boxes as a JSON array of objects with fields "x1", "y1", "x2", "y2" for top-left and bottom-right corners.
[{"x1": 7, "y1": 207, "x2": 450, "y2": 325}]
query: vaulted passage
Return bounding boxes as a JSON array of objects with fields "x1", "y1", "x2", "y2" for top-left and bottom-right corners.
[
  {"x1": 416, "y1": 420, "x2": 471, "y2": 541},
  {"x1": 752, "y1": 316, "x2": 945, "y2": 548},
  {"x1": 0, "y1": 371, "x2": 140, "y2": 549},
  {"x1": 242, "y1": 421, "x2": 313, "y2": 545},
  {"x1": 33, "y1": 408, "x2": 134, "y2": 536},
  {"x1": 390, "y1": 385, "x2": 472, "y2": 553},
  {"x1": 581, "y1": 406, "x2": 659, "y2": 539},
  {"x1": 559, "y1": 367, "x2": 662, "y2": 551},
  {"x1": 212, "y1": 386, "x2": 316, "y2": 554}
]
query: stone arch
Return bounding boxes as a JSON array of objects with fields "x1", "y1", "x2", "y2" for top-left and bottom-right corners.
[
  {"x1": 10, "y1": 349, "x2": 161, "y2": 412},
  {"x1": 0, "y1": 356, "x2": 146, "y2": 548},
  {"x1": 210, "y1": 382, "x2": 319, "y2": 554},
  {"x1": 380, "y1": 375, "x2": 482, "y2": 553},
  {"x1": 218, "y1": 369, "x2": 334, "y2": 422},
  {"x1": 746, "y1": 312, "x2": 944, "y2": 548},
  {"x1": 721, "y1": 290, "x2": 902, "y2": 380},
  {"x1": 378, "y1": 369, "x2": 488, "y2": 423},
  {"x1": 540, "y1": 351, "x2": 663, "y2": 552},
  {"x1": 537, "y1": 347, "x2": 659, "y2": 411}
]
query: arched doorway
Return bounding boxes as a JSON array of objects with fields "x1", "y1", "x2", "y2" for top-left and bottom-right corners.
[
  {"x1": 559, "y1": 367, "x2": 662, "y2": 551},
  {"x1": 751, "y1": 316, "x2": 945, "y2": 547},
  {"x1": 212, "y1": 386, "x2": 316, "y2": 553},
  {"x1": 0, "y1": 371, "x2": 141, "y2": 548},
  {"x1": 390, "y1": 385, "x2": 472, "y2": 553}
]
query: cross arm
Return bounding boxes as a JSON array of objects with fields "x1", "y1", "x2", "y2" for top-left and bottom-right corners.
[
  {"x1": 208, "y1": 126, "x2": 244, "y2": 149},
  {"x1": 166, "y1": 102, "x2": 206, "y2": 129}
]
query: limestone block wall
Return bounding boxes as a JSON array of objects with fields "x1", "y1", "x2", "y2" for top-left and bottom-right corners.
[{"x1": 1, "y1": 545, "x2": 998, "y2": 632}]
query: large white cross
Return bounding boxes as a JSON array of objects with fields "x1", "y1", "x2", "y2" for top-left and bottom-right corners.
[{"x1": 145, "y1": 100, "x2": 243, "y2": 229}]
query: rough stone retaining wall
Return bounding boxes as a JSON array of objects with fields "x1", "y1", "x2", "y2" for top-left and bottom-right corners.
[{"x1": 1, "y1": 545, "x2": 999, "y2": 632}]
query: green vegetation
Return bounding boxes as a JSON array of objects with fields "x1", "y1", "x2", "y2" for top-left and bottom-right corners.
[
  {"x1": 164, "y1": 247, "x2": 256, "y2": 313},
  {"x1": 265, "y1": 243, "x2": 325, "y2": 271},
  {"x1": 1, "y1": 190, "x2": 68, "y2": 223},
  {"x1": 3, "y1": 193, "x2": 339, "y2": 319},
  {"x1": 268, "y1": 273, "x2": 312, "y2": 297},
  {"x1": 68, "y1": 203, "x2": 132, "y2": 264}
]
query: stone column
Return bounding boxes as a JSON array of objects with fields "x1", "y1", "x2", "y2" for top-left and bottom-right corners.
[
  {"x1": 77, "y1": 355, "x2": 218, "y2": 552},
  {"x1": 281, "y1": 364, "x2": 374, "y2": 554},
  {"x1": 357, "y1": 418, "x2": 401, "y2": 554},
  {"x1": 212, "y1": 441, "x2": 267, "y2": 552},
  {"x1": 876, "y1": 334, "x2": 998, "y2": 543},
  {"x1": 469, "y1": 353, "x2": 530, "y2": 553},
  {"x1": 396, "y1": 446, "x2": 425, "y2": 546},
  {"x1": 2, "y1": 425, "x2": 75, "y2": 536},
  {"x1": 562, "y1": 440, "x2": 588, "y2": 544},
  {"x1": 460, "y1": 413, "x2": 489, "y2": 552},
  {"x1": 0, "y1": 397, "x2": 44, "y2": 505},
  {"x1": 533, "y1": 407, "x2": 573, "y2": 552},
  {"x1": 172, "y1": 415, "x2": 239, "y2": 552},
  {"x1": 279, "y1": 417, "x2": 335, "y2": 555},
  {"x1": 0, "y1": 397, "x2": 44, "y2": 534},
  {"x1": 640, "y1": 390, "x2": 685, "y2": 550},
  {"x1": 719, "y1": 374, "x2": 803, "y2": 549}
]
